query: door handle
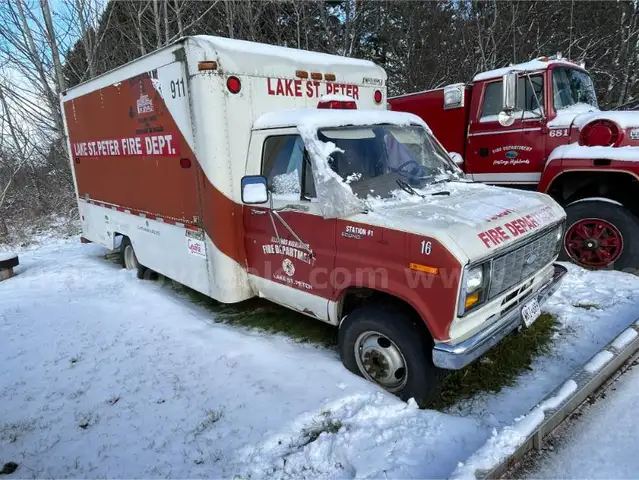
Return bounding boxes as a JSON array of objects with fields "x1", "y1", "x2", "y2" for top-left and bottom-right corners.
[{"x1": 250, "y1": 209, "x2": 267, "y2": 215}]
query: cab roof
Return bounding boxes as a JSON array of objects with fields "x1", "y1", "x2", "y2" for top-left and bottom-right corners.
[
  {"x1": 473, "y1": 58, "x2": 586, "y2": 82},
  {"x1": 253, "y1": 108, "x2": 429, "y2": 132}
]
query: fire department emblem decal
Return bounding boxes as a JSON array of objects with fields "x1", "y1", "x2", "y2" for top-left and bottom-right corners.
[
  {"x1": 282, "y1": 258, "x2": 295, "y2": 277},
  {"x1": 136, "y1": 93, "x2": 154, "y2": 114}
]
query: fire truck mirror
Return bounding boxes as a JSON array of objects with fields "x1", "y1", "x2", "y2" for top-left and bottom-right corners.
[
  {"x1": 241, "y1": 175, "x2": 269, "y2": 205},
  {"x1": 498, "y1": 110, "x2": 516, "y2": 127},
  {"x1": 502, "y1": 72, "x2": 517, "y2": 111},
  {"x1": 449, "y1": 151, "x2": 464, "y2": 167}
]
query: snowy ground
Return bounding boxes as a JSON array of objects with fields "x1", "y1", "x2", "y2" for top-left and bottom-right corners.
[
  {"x1": 0, "y1": 239, "x2": 638, "y2": 479},
  {"x1": 524, "y1": 363, "x2": 639, "y2": 478}
]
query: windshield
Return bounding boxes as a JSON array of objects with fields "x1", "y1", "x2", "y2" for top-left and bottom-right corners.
[
  {"x1": 552, "y1": 67, "x2": 599, "y2": 111},
  {"x1": 318, "y1": 125, "x2": 463, "y2": 200}
]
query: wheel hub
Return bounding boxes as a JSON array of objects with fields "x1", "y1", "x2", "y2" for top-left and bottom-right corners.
[
  {"x1": 565, "y1": 218, "x2": 624, "y2": 268},
  {"x1": 354, "y1": 331, "x2": 407, "y2": 392}
]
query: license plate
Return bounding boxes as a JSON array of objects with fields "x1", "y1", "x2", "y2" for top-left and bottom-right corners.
[{"x1": 522, "y1": 298, "x2": 542, "y2": 327}]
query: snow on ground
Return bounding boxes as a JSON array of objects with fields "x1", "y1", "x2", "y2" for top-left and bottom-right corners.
[
  {"x1": 526, "y1": 365, "x2": 639, "y2": 478},
  {"x1": 451, "y1": 263, "x2": 639, "y2": 427},
  {"x1": 0, "y1": 240, "x2": 638, "y2": 478}
]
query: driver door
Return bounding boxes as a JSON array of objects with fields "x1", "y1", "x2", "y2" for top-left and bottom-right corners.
[
  {"x1": 466, "y1": 74, "x2": 547, "y2": 186},
  {"x1": 243, "y1": 129, "x2": 337, "y2": 322}
]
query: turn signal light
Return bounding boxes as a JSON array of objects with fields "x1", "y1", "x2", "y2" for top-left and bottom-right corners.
[
  {"x1": 409, "y1": 263, "x2": 439, "y2": 275},
  {"x1": 465, "y1": 292, "x2": 480, "y2": 309}
]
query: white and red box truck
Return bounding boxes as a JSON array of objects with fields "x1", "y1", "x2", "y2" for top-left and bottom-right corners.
[{"x1": 62, "y1": 35, "x2": 566, "y2": 406}]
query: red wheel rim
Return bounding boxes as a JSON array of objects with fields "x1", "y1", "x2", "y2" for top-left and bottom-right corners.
[{"x1": 564, "y1": 218, "x2": 624, "y2": 268}]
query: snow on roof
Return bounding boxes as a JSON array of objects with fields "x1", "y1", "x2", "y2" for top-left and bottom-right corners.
[
  {"x1": 473, "y1": 59, "x2": 581, "y2": 82},
  {"x1": 193, "y1": 35, "x2": 385, "y2": 78},
  {"x1": 253, "y1": 108, "x2": 430, "y2": 132}
]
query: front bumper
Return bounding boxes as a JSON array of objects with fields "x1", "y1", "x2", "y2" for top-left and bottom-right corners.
[{"x1": 432, "y1": 263, "x2": 567, "y2": 370}]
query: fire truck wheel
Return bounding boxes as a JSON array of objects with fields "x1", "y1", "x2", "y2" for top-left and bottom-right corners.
[
  {"x1": 339, "y1": 305, "x2": 443, "y2": 408},
  {"x1": 561, "y1": 200, "x2": 639, "y2": 271}
]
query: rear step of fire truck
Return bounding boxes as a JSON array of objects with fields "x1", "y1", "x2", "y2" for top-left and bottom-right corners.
[{"x1": 453, "y1": 316, "x2": 639, "y2": 480}]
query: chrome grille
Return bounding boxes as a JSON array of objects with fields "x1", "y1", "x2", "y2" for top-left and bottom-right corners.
[{"x1": 489, "y1": 225, "x2": 561, "y2": 299}]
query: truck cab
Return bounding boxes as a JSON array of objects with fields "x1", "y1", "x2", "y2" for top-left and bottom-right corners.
[{"x1": 389, "y1": 55, "x2": 639, "y2": 272}]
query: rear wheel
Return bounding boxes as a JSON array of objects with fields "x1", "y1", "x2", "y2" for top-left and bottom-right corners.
[
  {"x1": 338, "y1": 305, "x2": 443, "y2": 408},
  {"x1": 119, "y1": 237, "x2": 149, "y2": 278},
  {"x1": 561, "y1": 200, "x2": 639, "y2": 271}
]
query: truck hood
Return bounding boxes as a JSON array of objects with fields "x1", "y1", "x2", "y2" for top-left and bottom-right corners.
[
  {"x1": 364, "y1": 181, "x2": 565, "y2": 262},
  {"x1": 550, "y1": 105, "x2": 639, "y2": 133}
]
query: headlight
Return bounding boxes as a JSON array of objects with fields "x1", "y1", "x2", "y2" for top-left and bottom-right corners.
[
  {"x1": 466, "y1": 266, "x2": 484, "y2": 293},
  {"x1": 458, "y1": 263, "x2": 489, "y2": 315}
]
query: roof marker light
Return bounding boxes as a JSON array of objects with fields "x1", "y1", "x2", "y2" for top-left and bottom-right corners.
[
  {"x1": 198, "y1": 61, "x2": 218, "y2": 71},
  {"x1": 296, "y1": 70, "x2": 309, "y2": 79},
  {"x1": 310, "y1": 72, "x2": 322, "y2": 80},
  {"x1": 227, "y1": 76, "x2": 241, "y2": 94},
  {"x1": 324, "y1": 73, "x2": 336, "y2": 82},
  {"x1": 317, "y1": 100, "x2": 357, "y2": 110}
]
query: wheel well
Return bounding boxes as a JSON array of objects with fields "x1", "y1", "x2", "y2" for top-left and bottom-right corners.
[
  {"x1": 547, "y1": 171, "x2": 639, "y2": 216},
  {"x1": 339, "y1": 287, "x2": 433, "y2": 341},
  {"x1": 112, "y1": 232, "x2": 125, "y2": 250}
]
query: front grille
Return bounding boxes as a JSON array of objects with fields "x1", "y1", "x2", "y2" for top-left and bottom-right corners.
[{"x1": 488, "y1": 225, "x2": 561, "y2": 299}]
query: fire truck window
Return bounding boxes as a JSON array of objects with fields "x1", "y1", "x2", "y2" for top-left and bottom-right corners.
[
  {"x1": 518, "y1": 75, "x2": 544, "y2": 113},
  {"x1": 480, "y1": 75, "x2": 544, "y2": 121},
  {"x1": 480, "y1": 81, "x2": 503, "y2": 118},
  {"x1": 261, "y1": 135, "x2": 315, "y2": 201}
]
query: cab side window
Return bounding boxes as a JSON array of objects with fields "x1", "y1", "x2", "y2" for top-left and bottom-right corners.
[
  {"x1": 480, "y1": 75, "x2": 544, "y2": 122},
  {"x1": 262, "y1": 135, "x2": 315, "y2": 200}
]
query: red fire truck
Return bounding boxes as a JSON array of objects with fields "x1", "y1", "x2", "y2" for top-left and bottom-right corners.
[{"x1": 389, "y1": 54, "x2": 639, "y2": 271}]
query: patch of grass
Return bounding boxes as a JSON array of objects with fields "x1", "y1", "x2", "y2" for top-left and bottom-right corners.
[
  {"x1": 298, "y1": 411, "x2": 343, "y2": 447},
  {"x1": 436, "y1": 313, "x2": 557, "y2": 409},
  {"x1": 180, "y1": 286, "x2": 337, "y2": 348},
  {"x1": 573, "y1": 301, "x2": 602, "y2": 310},
  {"x1": 193, "y1": 409, "x2": 223, "y2": 437}
]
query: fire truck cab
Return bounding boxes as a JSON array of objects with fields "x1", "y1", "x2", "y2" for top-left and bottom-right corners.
[{"x1": 390, "y1": 54, "x2": 639, "y2": 272}]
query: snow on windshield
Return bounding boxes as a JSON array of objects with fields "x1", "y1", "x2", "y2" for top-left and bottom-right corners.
[
  {"x1": 297, "y1": 124, "x2": 365, "y2": 219},
  {"x1": 317, "y1": 125, "x2": 462, "y2": 200},
  {"x1": 291, "y1": 110, "x2": 463, "y2": 218}
]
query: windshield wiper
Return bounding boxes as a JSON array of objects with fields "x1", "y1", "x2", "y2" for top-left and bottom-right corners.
[
  {"x1": 396, "y1": 179, "x2": 424, "y2": 197},
  {"x1": 396, "y1": 179, "x2": 451, "y2": 197}
]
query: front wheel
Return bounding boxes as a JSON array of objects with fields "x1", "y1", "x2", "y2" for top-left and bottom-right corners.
[
  {"x1": 561, "y1": 200, "x2": 639, "y2": 271},
  {"x1": 338, "y1": 305, "x2": 443, "y2": 408}
]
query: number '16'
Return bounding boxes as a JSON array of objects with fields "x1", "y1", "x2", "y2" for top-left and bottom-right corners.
[{"x1": 421, "y1": 240, "x2": 432, "y2": 255}]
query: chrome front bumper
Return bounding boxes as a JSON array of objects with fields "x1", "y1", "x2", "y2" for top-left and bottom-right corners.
[{"x1": 432, "y1": 263, "x2": 567, "y2": 370}]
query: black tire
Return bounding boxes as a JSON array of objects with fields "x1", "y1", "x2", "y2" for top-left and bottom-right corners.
[
  {"x1": 560, "y1": 200, "x2": 639, "y2": 271},
  {"x1": 119, "y1": 236, "x2": 149, "y2": 278},
  {"x1": 119, "y1": 236, "x2": 132, "y2": 268},
  {"x1": 339, "y1": 304, "x2": 443, "y2": 408}
]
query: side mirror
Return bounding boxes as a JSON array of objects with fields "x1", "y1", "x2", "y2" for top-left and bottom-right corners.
[
  {"x1": 241, "y1": 175, "x2": 269, "y2": 204},
  {"x1": 502, "y1": 72, "x2": 517, "y2": 111},
  {"x1": 449, "y1": 151, "x2": 464, "y2": 167}
]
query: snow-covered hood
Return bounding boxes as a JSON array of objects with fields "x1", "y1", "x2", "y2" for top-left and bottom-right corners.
[
  {"x1": 363, "y1": 182, "x2": 565, "y2": 263},
  {"x1": 550, "y1": 105, "x2": 639, "y2": 139}
]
